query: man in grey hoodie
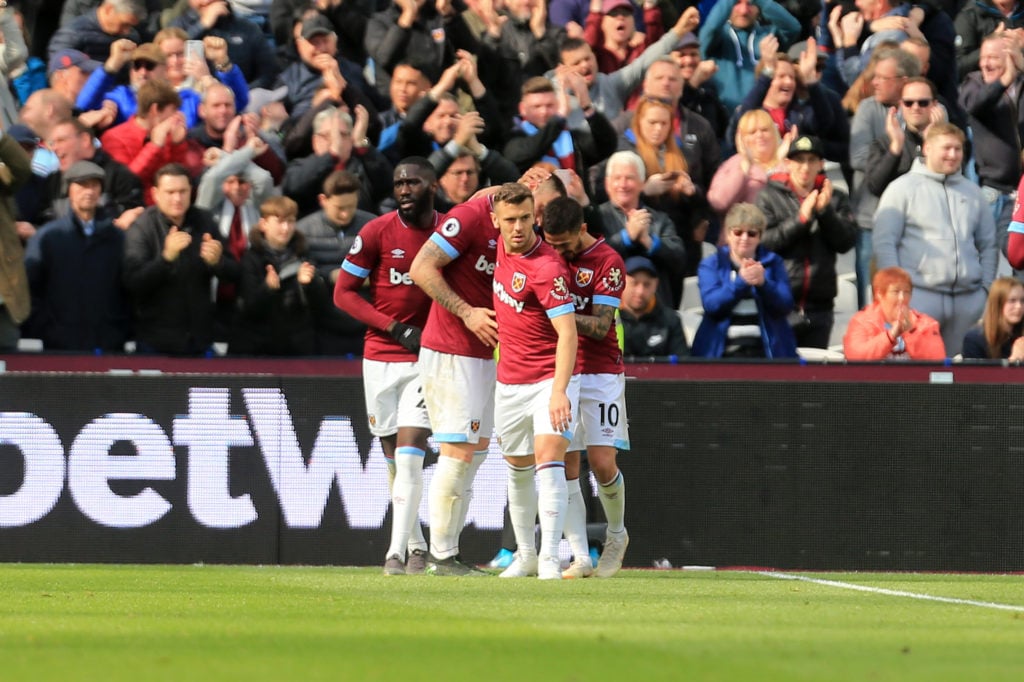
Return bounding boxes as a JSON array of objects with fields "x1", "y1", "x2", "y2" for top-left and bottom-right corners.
[{"x1": 873, "y1": 122, "x2": 997, "y2": 356}]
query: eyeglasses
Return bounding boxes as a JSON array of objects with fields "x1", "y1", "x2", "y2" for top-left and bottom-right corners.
[
  {"x1": 132, "y1": 60, "x2": 158, "y2": 71},
  {"x1": 901, "y1": 98, "x2": 933, "y2": 108},
  {"x1": 730, "y1": 228, "x2": 761, "y2": 238}
]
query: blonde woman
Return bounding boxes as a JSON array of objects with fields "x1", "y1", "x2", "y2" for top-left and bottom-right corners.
[{"x1": 707, "y1": 109, "x2": 792, "y2": 222}]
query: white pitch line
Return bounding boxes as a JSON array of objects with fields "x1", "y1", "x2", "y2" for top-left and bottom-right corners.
[{"x1": 759, "y1": 571, "x2": 1024, "y2": 613}]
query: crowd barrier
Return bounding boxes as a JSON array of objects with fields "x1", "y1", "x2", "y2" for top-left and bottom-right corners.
[{"x1": 0, "y1": 355, "x2": 1021, "y2": 571}]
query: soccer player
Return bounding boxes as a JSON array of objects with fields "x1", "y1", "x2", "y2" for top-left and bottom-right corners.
[
  {"x1": 408, "y1": 190, "x2": 498, "y2": 576},
  {"x1": 333, "y1": 158, "x2": 439, "y2": 575},
  {"x1": 542, "y1": 196, "x2": 631, "y2": 578},
  {"x1": 490, "y1": 182, "x2": 579, "y2": 580}
]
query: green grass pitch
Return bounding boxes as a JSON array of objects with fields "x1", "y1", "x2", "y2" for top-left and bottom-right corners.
[{"x1": 0, "y1": 565, "x2": 1022, "y2": 681}]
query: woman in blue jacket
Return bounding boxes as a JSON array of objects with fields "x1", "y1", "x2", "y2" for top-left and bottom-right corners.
[{"x1": 692, "y1": 202, "x2": 797, "y2": 358}]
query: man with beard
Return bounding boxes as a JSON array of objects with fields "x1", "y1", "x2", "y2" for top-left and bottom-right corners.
[{"x1": 333, "y1": 158, "x2": 439, "y2": 575}]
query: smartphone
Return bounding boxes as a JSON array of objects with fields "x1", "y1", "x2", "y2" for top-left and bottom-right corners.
[{"x1": 185, "y1": 40, "x2": 205, "y2": 63}]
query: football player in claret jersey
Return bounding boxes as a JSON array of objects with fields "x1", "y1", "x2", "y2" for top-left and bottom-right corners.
[
  {"x1": 333, "y1": 158, "x2": 439, "y2": 576},
  {"x1": 409, "y1": 193, "x2": 498, "y2": 576},
  {"x1": 542, "y1": 196, "x2": 631, "y2": 578},
  {"x1": 490, "y1": 182, "x2": 579, "y2": 580}
]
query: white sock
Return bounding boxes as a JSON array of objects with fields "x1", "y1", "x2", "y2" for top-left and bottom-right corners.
[
  {"x1": 428, "y1": 456, "x2": 468, "y2": 560},
  {"x1": 598, "y1": 471, "x2": 626, "y2": 535},
  {"x1": 564, "y1": 477, "x2": 589, "y2": 564},
  {"x1": 536, "y1": 462, "x2": 567, "y2": 564},
  {"x1": 386, "y1": 447, "x2": 424, "y2": 559},
  {"x1": 454, "y1": 450, "x2": 488, "y2": 532},
  {"x1": 506, "y1": 463, "x2": 537, "y2": 558}
]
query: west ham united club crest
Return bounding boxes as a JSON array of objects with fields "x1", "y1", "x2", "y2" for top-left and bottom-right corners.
[
  {"x1": 511, "y1": 272, "x2": 526, "y2": 293},
  {"x1": 470, "y1": 420, "x2": 480, "y2": 433},
  {"x1": 368, "y1": 414, "x2": 376, "y2": 427},
  {"x1": 576, "y1": 268, "x2": 594, "y2": 287}
]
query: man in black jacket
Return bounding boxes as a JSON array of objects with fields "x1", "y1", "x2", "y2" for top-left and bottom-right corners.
[
  {"x1": 122, "y1": 163, "x2": 239, "y2": 355},
  {"x1": 619, "y1": 256, "x2": 688, "y2": 358}
]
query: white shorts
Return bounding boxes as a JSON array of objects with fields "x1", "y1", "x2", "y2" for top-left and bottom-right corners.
[
  {"x1": 419, "y1": 348, "x2": 495, "y2": 444},
  {"x1": 495, "y1": 375, "x2": 581, "y2": 457},
  {"x1": 568, "y1": 373, "x2": 631, "y2": 452},
  {"x1": 362, "y1": 358, "x2": 431, "y2": 437}
]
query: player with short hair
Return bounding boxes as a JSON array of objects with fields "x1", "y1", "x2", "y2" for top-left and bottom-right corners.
[
  {"x1": 333, "y1": 157, "x2": 439, "y2": 575},
  {"x1": 490, "y1": 182, "x2": 579, "y2": 580},
  {"x1": 542, "y1": 196, "x2": 630, "y2": 578}
]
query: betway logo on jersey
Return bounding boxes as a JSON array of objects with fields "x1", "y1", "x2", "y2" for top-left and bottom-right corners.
[
  {"x1": 493, "y1": 279, "x2": 525, "y2": 313},
  {"x1": 571, "y1": 293, "x2": 590, "y2": 310},
  {"x1": 0, "y1": 387, "x2": 510, "y2": 531},
  {"x1": 389, "y1": 268, "x2": 414, "y2": 285},
  {"x1": 474, "y1": 255, "x2": 496, "y2": 275}
]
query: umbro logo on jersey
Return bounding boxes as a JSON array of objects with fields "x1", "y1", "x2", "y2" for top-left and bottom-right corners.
[
  {"x1": 391, "y1": 248, "x2": 405, "y2": 258},
  {"x1": 488, "y1": 239, "x2": 497, "y2": 249}
]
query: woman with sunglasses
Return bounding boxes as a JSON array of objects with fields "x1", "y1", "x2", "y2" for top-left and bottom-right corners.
[
  {"x1": 961, "y1": 276, "x2": 1024, "y2": 361},
  {"x1": 691, "y1": 203, "x2": 797, "y2": 359}
]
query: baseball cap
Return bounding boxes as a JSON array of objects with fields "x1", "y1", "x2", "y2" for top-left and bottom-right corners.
[
  {"x1": 602, "y1": 0, "x2": 633, "y2": 14},
  {"x1": 64, "y1": 160, "x2": 106, "y2": 185},
  {"x1": 625, "y1": 256, "x2": 658, "y2": 276},
  {"x1": 787, "y1": 134, "x2": 825, "y2": 159},
  {"x1": 301, "y1": 14, "x2": 334, "y2": 41},
  {"x1": 48, "y1": 49, "x2": 102, "y2": 77},
  {"x1": 7, "y1": 124, "x2": 39, "y2": 146},
  {"x1": 245, "y1": 86, "x2": 288, "y2": 115},
  {"x1": 674, "y1": 32, "x2": 699, "y2": 51},
  {"x1": 787, "y1": 40, "x2": 827, "y2": 62}
]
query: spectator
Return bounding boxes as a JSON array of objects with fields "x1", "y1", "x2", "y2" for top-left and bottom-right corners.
[
  {"x1": 231, "y1": 196, "x2": 329, "y2": 356},
  {"x1": 169, "y1": 0, "x2": 278, "y2": 88},
  {"x1": 707, "y1": 109, "x2": 790, "y2": 225},
  {"x1": 75, "y1": 41, "x2": 168, "y2": 129},
  {"x1": 619, "y1": 255, "x2": 689, "y2": 357},
  {"x1": 0, "y1": 6, "x2": 29, "y2": 128},
  {"x1": 692, "y1": 202, "x2": 797, "y2": 358},
  {"x1": 874, "y1": 122, "x2": 997, "y2": 355},
  {"x1": 672, "y1": 31, "x2": 729, "y2": 140},
  {"x1": 958, "y1": 32, "x2": 1024, "y2": 240},
  {"x1": 38, "y1": 117, "x2": 145, "y2": 230},
  {"x1": 595, "y1": 150, "x2": 686, "y2": 308},
  {"x1": 47, "y1": 50, "x2": 99, "y2": 119},
  {"x1": 153, "y1": 29, "x2": 250, "y2": 114},
  {"x1": 377, "y1": 60, "x2": 430, "y2": 162},
  {"x1": 726, "y1": 38, "x2": 846, "y2": 163},
  {"x1": 23, "y1": 160, "x2": 131, "y2": 351},
  {"x1": 861, "y1": 77, "x2": 946, "y2": 302},
  {"x1": 621, "y1": 94, "x2": 709, "y2": 278},
  {"x1": 962, "y1": 276, "x2": 1024, "y2": 360},
  {"x1": 281, "y1": 105, "x2": 393, "y2": 217},
  {"x1": 99, "y1": 79, "x2": 205, "y2": 199},
  {"x1": 583, "y1": 0, "x2": 662, "y2": 75},
  {"x1": 364, "y1": 0, "x2": 480, "y2": 102},
  {"x1": 296, "y1": 169, "x2": 371, "y2": 356},
  {"x1": 0, "y1": 124, "x2": 32, "y2": 351},
  {"x1": 557, "y1": 7, "x2": 701, "y2": 123},
  {"x1": 954, "y1": 0, "x2": 1024, "y2": 79},
  {"x1": 699, "y1": 0, "x2": 801, "y2": 113},
  {"x1": 47, "y1": 0, "x2": 144, "y2": 63},
  {"x1": 278, "y1": 14, "x2": 379, "y2": 121},
  {"x1": 756, "y1": 134, "x2": 857, "y2": 348},
  {"x1": 503, "y1": 73, "x2": 617, "y2": 176},
  {"x1": 843, "y1": 266, "x2": 945, "y2": 360},
  {"x1": 122, "y1": 163, "x2": 239, "y2": 355}
]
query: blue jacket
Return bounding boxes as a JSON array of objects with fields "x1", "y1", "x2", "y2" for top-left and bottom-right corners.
[
  {"x1": 692, "y1": 245, "x2": 797, "y2": 358},
  {"x1": 77, "y1": 67, "x2": 249, "y2": 127},
  {"x1": 698, "y1": 0, "x2": 800, "y2": 113}
]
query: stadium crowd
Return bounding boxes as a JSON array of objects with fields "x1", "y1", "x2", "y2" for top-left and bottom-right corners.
[{"x1": 1, "y1": 0, "x2": 1023, "y2": 361}]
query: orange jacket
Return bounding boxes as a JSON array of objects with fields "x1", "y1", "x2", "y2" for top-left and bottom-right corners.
[{"x1": 843, "y1": 301, "x2": 946, "y2": 361}]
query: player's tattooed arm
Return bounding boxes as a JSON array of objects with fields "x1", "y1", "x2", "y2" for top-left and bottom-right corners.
[
  {"x1": 576, "y1": 303, "x2": 615, "y2": 340},
  {"x1": 410, "y1": 240, "x2": 469, "y2": 317}
]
